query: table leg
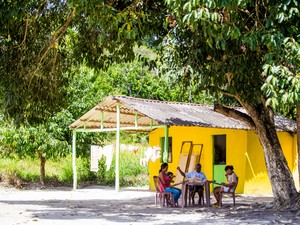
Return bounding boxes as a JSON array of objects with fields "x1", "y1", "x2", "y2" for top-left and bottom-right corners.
[
  {"x1": 181, "y1": 183, "x2": 188, "y2": 208},
  {"x1": 205, "y1": 182, "x2": 210, "y2": 207}
]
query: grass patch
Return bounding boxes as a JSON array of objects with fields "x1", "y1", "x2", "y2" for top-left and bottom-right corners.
[{"x1": 0, "y1": 149, "x2": 149, "y2": 188}]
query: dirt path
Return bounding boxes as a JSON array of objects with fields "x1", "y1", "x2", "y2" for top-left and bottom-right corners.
[{"x1": 0, "y1": 185, "x2": 299, "y2": 225}]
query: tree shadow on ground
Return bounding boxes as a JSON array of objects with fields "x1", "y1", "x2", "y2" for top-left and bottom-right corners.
[{"x1": 1, "y1": 186, "x2": 299, "y2": 224}]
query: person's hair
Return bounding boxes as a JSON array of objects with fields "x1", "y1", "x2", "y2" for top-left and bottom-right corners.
[
  {"x1": 166, "y1": 171, "x2": 173, "y2": 177},
  {"x1": 196, "y1": 163, "x2": 201, "y2": 167},
  {"x1": 225, "y1": 165, "x2": 234, "y2": 171},
  {"x1": 159, "y1": 163, "x2": 168, "y2": 173}
]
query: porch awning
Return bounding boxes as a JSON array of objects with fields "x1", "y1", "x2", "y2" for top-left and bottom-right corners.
[
  {"x1": 69, "y1": 95, "x2": 163, "y2": 132},
  {"x1": 70, "y1": 95, "x2": 296, "y2": 133}
]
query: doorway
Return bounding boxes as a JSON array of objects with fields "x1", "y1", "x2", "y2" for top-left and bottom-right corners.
[{"x1": 213, "y1": 135, "x2": 227, "y2": 187}]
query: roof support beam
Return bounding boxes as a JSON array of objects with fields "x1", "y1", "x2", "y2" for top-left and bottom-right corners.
[
  {"x1": 74, "y1": 125, "x2": 165, "y2": 133},
  {"x1": 72, "y1": 131, "x2": 77, "y2": 190},
  {"x1": 115, "y1": 104, "x2": 120, "y2": 192},
  {"x1": 163, "y1": 126, "x2": 169, "y2": 162},
  {"x1": 135, "y1": 111, "x2": 138, "y2": 127},
  {"x1": 78, "y1": 118, "x2": 152, "y2": 126},
  {"x1": 100, "y1": 112, "x2": 104, "y2": 129}
]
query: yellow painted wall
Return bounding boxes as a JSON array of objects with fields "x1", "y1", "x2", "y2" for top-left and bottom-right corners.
[
  {"x1": 148, "y1": 126, "x2": 248, "y2": 194},
  {"x1": 244, "y1": 131, "x2": 298, "y2": 195},
  {"x1": 281, "y1": 133, "x2": 299, "y2": 191},
  {"x1": 149, "y1": 127, "x2": 298, "y2": 195},
  {"x1": 244, "y1": 131, "x2": 271, "y2": 194}
]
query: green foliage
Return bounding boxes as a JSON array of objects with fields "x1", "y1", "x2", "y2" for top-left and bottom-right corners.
[
  {"x1": 0, "y1": 157, "x2": 40, "y2": 183},
  {"x1": 0, "y1": 0, "x2": 73, "y2": 125},
  {"x1": 71, "y1": 0, "x2": 167, "y2": 69},
  {"x1": 0, "y1": 156, "x2": 89, "y2": 185},
  {"x1": 0, "y1": 149, "x2": 149, "y2": 187},
  {"x1": 0, "y1": 120, "x2": 70, "y2": 159},
  {"x1": 55, "y1": 156, "x2": 94, "y2": 183},
  {"x1": 261, "y1": 38, "x2": 300, "y2": 119},
  {"x1": 95, "y1": 60, "x2": 172, "y2": 100},
  {"x1": 1, "y1": 0, "x2": 299, "y2": 122},
  {"x1": 0, "y1": 0, "x2": 167, "y2": 125},
  {"x1": 161, "y1": 0, "x2": 300, "y2": 114},
  {"x1": 0, "y1": 58, "x2": 162, "y2": 186}
]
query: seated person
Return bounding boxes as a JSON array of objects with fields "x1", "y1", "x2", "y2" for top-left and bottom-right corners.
[
  {"x1": 177, "y1": 163, "x2": 209, "y2": 205},
  {"x1": 213, "y1": 165, "x2": 238, "y2": 207},
  {"x1": 159, "y1": 163, "x2": 181, "y2": 206},
  {"x1": 166, "y1": 171, "x2": 174, "y2": 180}
]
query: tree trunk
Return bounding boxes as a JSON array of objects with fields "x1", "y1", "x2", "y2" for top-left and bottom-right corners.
[
  {"x1": 248, "y1": 105, "x2": 298, "y2": 207},
  {"x1": 297, "y1": 104, "x2": 300, "y2": 188},
  {"x1": 215, "y1": 103, "x2": 300, "y2": 208},
  {"x1": 38, "y1": 151, "x2": 46, "y2": 187}
]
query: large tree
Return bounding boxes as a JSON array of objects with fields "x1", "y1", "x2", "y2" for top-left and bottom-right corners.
[
  {"x1": 1, "y1": 0, "x2": 299, "y2": 208},
  {"x1": 161, "y1": 0, "x2": 300, "y2": 208}
]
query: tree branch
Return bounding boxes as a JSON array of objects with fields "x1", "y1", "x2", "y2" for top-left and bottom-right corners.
[
  {"x1": 13, "y1": 14, "x2": 29, "y2": 49},
  {"x1": 38, "y1": 7, "x2": 76, "y2": 65},
  {"x1": 29, "y1": 7, "x2": 76, "y2": 87},
  {"x1": 214, "y1": 104, "x2": 256, "y2": 129}
]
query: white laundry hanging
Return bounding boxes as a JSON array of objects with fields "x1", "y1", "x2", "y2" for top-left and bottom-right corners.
[
  {"x1": 140, "y1": 146, "x2": 161, "y2": 166},
  {"x1": 90, "y1": 144, "x2": 114, "y2": 172},
  {"x1": 101, "y1": 144, "x2": 114, "y2": 171},
  {"x1": 90, "y1": 145, "x2": 101, "y2": 172},
  {"x1": 150, "y1": 146, "x2": 161, "y2": 162}
]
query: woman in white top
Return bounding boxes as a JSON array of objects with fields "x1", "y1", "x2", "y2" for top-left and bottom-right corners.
[{"x1": 213, "y1": 165, "x2": 238, "y2": 206}]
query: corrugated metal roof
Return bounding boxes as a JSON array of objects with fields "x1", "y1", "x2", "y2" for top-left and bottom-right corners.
[{"x1": 69, "y1": 95, "x2": 297, "y2": 133}]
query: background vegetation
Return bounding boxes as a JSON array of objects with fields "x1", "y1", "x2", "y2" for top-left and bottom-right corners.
[{"x1": 0, "y1": 148, "x2": 149, "y2": 188}]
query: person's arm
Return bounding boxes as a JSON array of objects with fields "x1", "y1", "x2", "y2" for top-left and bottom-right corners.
[
  {"x1": 221, "y1": 181, "x2": 236, "y2": 188},
  {"x1": 204, "y1": 175, "x2": 216, "y2": 183},
  {"x1": 200, "y1": 173, "x2": 216, "y2": 184},
  {"x1": 176, "y1": 167, "x2": 186, "y2": 177},
  {"x1": 207, "y1": 180, "x2": 216, "y2": 183}
]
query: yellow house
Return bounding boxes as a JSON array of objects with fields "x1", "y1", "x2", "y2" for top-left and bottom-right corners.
[
  {"x1": 148, "y1": 127, "x2": 298, "y2": 195},
  {"x1": 69, "y1": 95, "x2": 298, "y2": 194}
]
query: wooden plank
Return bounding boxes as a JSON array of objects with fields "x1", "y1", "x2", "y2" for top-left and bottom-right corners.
[
  {"x1": 173, "y1": 154, "x2": 189, "y2": 189},
  {"x1": 187, "y1": 154, "x2": 200, "y2": 172},
  {"x1": 187, "y1": 143, "x2": 203, "y2": 172}
]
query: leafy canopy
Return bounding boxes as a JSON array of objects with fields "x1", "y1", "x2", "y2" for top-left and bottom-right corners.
[
  {"x1": 0, "y1": 0, "x2": 167, "y2": 125},
  {"x1": 162, "y1": 0, "x2": 300, "y2": 110}
]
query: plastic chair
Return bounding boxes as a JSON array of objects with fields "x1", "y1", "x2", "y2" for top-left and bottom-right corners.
[
  {"x1": 188, "y1": 186, "x2": 204, "y2": 205},
  {"x1": 153, "y1": 176, "x2": 175, "y2": 207},
  {"x1": 219, "y1": 177, "x2": 238, "y2": 207}
]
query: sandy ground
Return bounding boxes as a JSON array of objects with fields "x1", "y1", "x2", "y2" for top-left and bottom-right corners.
[{"x1": 0, "y1": 185, "x2": 300, "y2": 225}]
